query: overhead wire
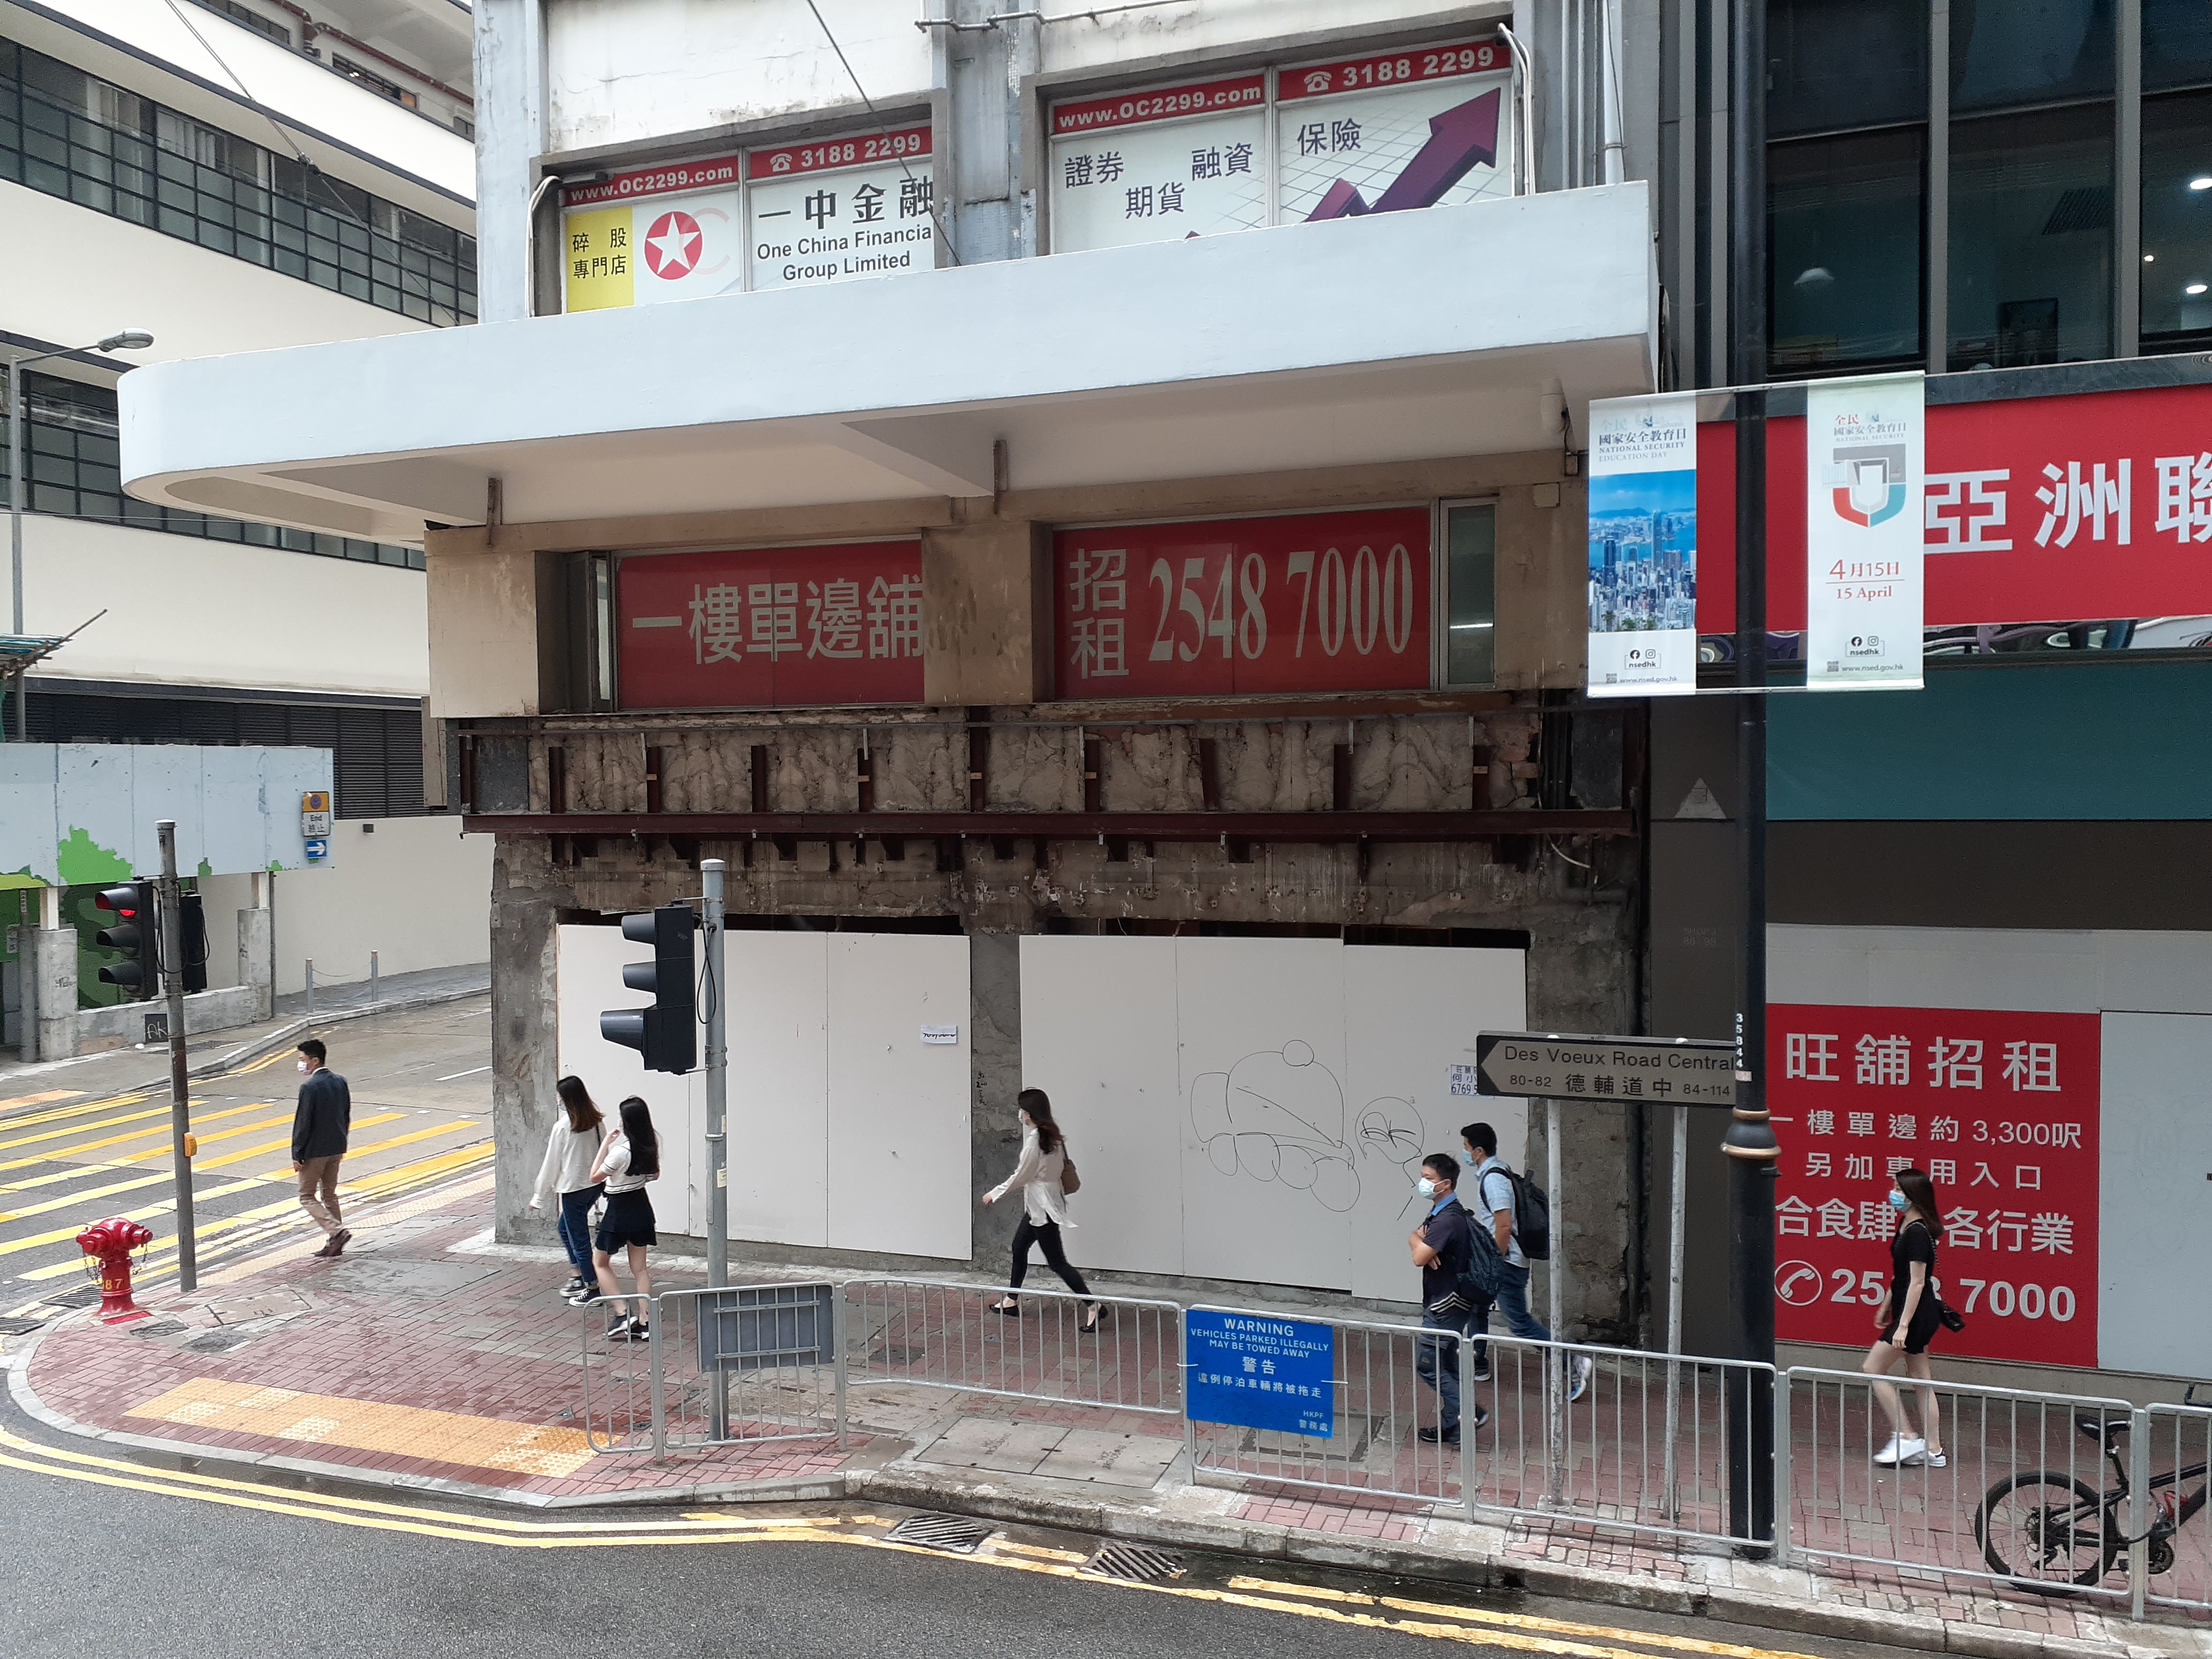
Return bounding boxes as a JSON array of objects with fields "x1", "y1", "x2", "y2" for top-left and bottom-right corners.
[
  {"x1": 802, "y1": 0, "x2": 963, "y2": 265},
  {"x1": 159, "y1": 0, "x2": 465, "y2": 325}
]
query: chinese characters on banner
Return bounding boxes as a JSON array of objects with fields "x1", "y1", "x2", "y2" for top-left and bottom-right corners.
[
  {"x1": 1586, "y1": 393, "x2": 1698, "y2": 697},
  {"x1": 1768, "y1": 1004, "x2": 2100, "y2": 1369},
  {"x1": 616, "y1": 543, "x2": 925, "y2": 710},
  {"x1": 1049, "y1": 77, "x2": 1268, "y2": 251},
  {"x1": 1805, "y1": 373, "x2": 1925, "y2": 689},
  {"x1": 1275, "y1": 44, "x2": 1513, "y2": 223},
  {"x1": 746, "y1": 128, "x2": 935, "y2": 292},
  {"x1": 1696, "y1": 382, "x2": 2212, "y2": 635},
  {"x1": 564, "y1": 158, "x2": 744, "y2": 312},
  {"x1": 1048, "y1": 42, "x2": 1513, "y2": 254},
  {"x1": 1054, "y1": 510, "x2": 1431, "y2": 697}
]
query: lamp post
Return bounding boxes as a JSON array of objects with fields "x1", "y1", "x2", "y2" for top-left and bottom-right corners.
[{"x1": 9, "y1": 327, "x2": 154, "y2": 741}]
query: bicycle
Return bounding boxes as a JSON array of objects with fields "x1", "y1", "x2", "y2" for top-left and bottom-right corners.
[{"x1": 1974, "y1": 1384, "x2": 2208, "y2": 1589}]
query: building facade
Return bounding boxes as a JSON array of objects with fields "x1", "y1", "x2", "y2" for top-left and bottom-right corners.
[{"x1": 2, "y1": 0, "x2": 491, "y2": 1056}]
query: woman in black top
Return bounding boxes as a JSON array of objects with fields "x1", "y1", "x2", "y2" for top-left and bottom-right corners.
[{"x1": 1862, "y1": 1165, "x2": 1947, "y2": 1469}]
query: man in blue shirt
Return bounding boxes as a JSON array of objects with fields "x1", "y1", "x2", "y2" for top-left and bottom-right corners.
[
  {"x1": 1408, "y1": 1152, "x2": 1488, "y2": 1443},
  {"x1": 1462, "y1": 1121, "x2": 1591, "y2": 1401}
]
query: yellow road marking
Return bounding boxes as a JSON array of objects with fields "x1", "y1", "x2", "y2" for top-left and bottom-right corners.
[
  {"x1": 244, "y1": 1117, "x2": 477, "y2": 1180},
  {"x1": 6, "y1": 1177, "x2": 272, "y2": 1271},
  {"x1": 0, "y1": 1090, "x2": 79, "y2": 1114},
  {"x1": 0, "y1": 1100, "x2": 264, "y2": 1167},
  {"x1": 340, "y1": 1139, "x2": 490, "y2": 1195},
  {"x1": 0, "y1": 1110, "x2": 368, "y2": 1220},
  {"x1": 128, "y1": 1379, "x2": 600, "y2": 1479},
  {"x1": 993, "y1": 1540, "x2": 1089, "y2": 1562}
]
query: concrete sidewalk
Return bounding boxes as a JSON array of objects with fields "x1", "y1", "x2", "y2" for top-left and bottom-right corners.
[{"x1": 6, "y1": 1179, "x2": 2206, "y2": 1659}]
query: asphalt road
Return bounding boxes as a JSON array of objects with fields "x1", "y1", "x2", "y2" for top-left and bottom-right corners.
[
  {"x1": 0, "y1": 996, "x2": 492, "y2": 1313},
  {"x1": 0, "y1": 1394, "x2": 1908, "y2": 1659}
]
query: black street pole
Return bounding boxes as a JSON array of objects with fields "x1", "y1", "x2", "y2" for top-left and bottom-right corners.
[{"x1": 1725, "y1": 0, "x2": 1780, "y2": 1549}]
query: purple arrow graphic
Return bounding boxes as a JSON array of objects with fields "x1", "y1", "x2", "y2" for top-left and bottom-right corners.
[{"x1": 1304, "y1": 87, "x2": 1504, "y2": 222}]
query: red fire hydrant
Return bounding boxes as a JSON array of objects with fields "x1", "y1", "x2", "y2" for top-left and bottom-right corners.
[{"x1": 76, "y1": 1216, "x2": 155, "y2": 1324}]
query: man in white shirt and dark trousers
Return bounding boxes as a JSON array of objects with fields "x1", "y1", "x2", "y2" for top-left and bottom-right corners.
[{"x1": 1461, "y1": 1121, "x2": 1591, "y2": 1401}]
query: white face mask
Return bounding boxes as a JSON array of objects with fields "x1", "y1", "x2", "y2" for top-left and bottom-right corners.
[
  {"x1": 1416, "y1": 1177, "x2": 1439, "y2": 1198},
  {"x1": 296, "y1": 1059, "x2": 310, "y2": 1073}
]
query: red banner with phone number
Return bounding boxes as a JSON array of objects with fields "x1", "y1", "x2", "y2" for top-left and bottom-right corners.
[
  {"x1": 1769, "y1": 1004, "x2": 2101, "y2": 1369},
  {"x1": 1053, "y1": 509, "x2": 1432, "y2": 698}
]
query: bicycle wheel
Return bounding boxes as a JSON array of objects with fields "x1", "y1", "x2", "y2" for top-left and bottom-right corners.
[{"x1": 1975, "y1": 1473, "x2": 2116, "y2": 1588}]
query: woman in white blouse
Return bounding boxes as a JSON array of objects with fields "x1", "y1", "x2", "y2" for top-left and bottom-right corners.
[{"x1": 981, "y1": 1088, "x2": 1100, "y2": 1331}]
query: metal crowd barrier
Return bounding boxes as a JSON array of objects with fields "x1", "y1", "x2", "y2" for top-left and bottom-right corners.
[
  {"x1": 577, "y1": 1291, "x2": 660, "y2": 1455},
  {"x1": 1785, "y1": 1365, "x2": 2140, "y2": 1601},
  {"x1": 656, "y1": 1282, "x2": 846, "y2": 1452},
  {"x1": 2138, "y1": 1400, "x2": 2212, "y2": 1617},
  {"x1": 843, "y1": 1276, "x2": 1182, "y2": 1416},
  {"x1": 1184, "y1": 1307, "x2": 1462, "y2": 1508}
]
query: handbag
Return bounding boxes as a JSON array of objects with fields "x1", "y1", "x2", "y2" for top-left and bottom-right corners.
[{"x1": 1059, "y1": 1147, "x2": 1081, "y2": 1195}]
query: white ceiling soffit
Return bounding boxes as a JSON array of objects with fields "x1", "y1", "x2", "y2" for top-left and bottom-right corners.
[{"x1": 121, "y1": 183, "x2": 1657, "y2": 540}]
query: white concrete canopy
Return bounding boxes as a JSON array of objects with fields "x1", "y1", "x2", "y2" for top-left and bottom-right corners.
[{"x1": 121, "y1": 183, "x2": 1657, "y2": 542}]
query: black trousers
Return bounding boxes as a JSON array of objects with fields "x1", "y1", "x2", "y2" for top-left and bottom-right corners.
[{"x1": 1009, "y1": 1216, "x2": 1092, "y2": 1297}]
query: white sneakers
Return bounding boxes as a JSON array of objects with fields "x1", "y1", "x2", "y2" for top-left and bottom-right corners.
[
  {"x1": 1569, "y1": 1355, "x2": 1595, "y2": 1402},
  {"x1": 1872, "y1": 1433, "x2": 1947, "y2": 1468}
]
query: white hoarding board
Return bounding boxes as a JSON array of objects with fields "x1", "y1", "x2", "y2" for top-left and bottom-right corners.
[
  {"x1": 1806, "y1": 371, "x2": 1926, "y2": 690},
  {"x1": 1586, "y1": 392, "x2": 1699, "y2": 697}
]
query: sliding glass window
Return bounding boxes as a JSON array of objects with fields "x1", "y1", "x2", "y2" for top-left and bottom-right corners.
[
  {"x1": 1949, "y1": 103, "x2": 2113, "y2": 368},
  {"x1": 1771, "y1": 130, "x2": 1925, "y2": 376}
]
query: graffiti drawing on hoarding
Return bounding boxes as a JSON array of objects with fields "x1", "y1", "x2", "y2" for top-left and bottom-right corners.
[
  {"x1": 1768, "y1": 1004, "x2": 2101, "y2": 1369},
  {"x1": 1189, "y1": 1042, "x2": 1430, "y2": 1215}
]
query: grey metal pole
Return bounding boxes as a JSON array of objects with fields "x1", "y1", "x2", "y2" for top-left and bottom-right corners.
[
  {"x1": 9, "y1": 352, "x2": 25, "y2": 744},
  {"x1": 700, "y1": 857, "x2": 729, "y2": 1442},
  {"x1": 156, "y1": 819, "x2": 197, "y2": 1294},
  {"x1": 369, "y1": 949, "x2": 379, "y2": 1003},
  {"x1": 1662, "y1": 1102, "x2": 1689, "y2": 1514},
  {"x1": 305, "y1": 957, "x2": 315, "y2": 1016},
  {"x1": 1545, "y1": 1095, "x2": 1565, "y2": 1505}
]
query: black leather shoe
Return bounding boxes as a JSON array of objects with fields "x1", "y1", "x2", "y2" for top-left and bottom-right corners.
[{"x1": 1417, "y1": 1425, "x2": 1460, "y2": 1445}]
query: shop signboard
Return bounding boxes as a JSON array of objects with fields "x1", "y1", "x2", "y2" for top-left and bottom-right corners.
[
  {"x1": 564, "y1": 158, "x2": 744, "y2": 312},
  {"x1": 1804, "y1": 373, "x2": 1924, "y2": 689},
  {"x1": 1587, "y1": 393, "x2": 1698, "y2": 697},
  {"x1": 616, "y1": 542, "x2": 925, "y2": 710},
  {"x1": 1053, "y1": 509, "x2": 1432, "y2": 697},
  {"x1": 1048, "y1": 76, "x2": 1269, "y2": 251},
  {"x1": 746, "y1": 127, "x2": 936, "y2": 292},
  {"x1": 1768, "y1": 1003, "x2": 2100, "y2": 1369},
  {"x1": 1698, "y1": 382, "x2": 2212, "y2": 650},
  {"x1": 1275, "y1": 43, "x2": 1513, "y2": 223}
]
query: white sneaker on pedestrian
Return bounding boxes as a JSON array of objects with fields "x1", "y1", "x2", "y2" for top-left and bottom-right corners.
[
  {"x1": 1568, "y1": 1355, "x2": 1594, "y2": 1402},
  {"x1": 1903, "y1": 1444, "x2": 1946, "y2": 1468},
  {"x1": 1873, "y1": 1434, "x2": 1925, "y2": 1467}
]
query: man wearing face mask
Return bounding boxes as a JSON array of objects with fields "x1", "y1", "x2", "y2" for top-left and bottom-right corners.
[
  {"x1": 292, "y1": 1038, "x2": 353, "y2": 1257},
  {"x1": 1408, "y1": 1153, "x2": 1488, "y2": 1443}
]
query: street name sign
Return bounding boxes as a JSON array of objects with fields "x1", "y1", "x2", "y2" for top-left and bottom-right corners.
[{"x1": 1474, "y1": 1032, "x2": 1736, "y2": 1106}]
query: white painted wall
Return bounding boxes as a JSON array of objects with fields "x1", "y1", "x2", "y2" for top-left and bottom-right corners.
[
  {"x1": 269, "y1": 816, "x2": 492, "y2": 993},
  {"x1": 1, "y1": 184, "x2": 433, "y2": 369},
  {"x1": 554, "y1": 924, "x2": 972, "y2": 1256},
  {"x1": 1019, "y1": 935, "x2": 1527, "y2": 1299},
  {"x1": 544, "y1": 0, "x2": 932, "y2": 155},
  {"x1": 26, "y1": 0, "x2": 476, "y2": 204},
  {"x1": 23, "y1": 516, "x2": 429, "y2": 698}
]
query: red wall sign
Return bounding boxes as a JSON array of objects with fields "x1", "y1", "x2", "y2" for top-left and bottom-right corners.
[
  {"x1": 1277, "y1": 41, "x2": 1507, "y2": 100},
  {"x1": 1700, "y1": 384, "x2": 2212, "y2": 631},
  {"x1": 1053, "y1": 509, "x2": 1432, "y2": 697},
  {"x1": 616, "y1": 543, "x2": 924, "y2": 711},
  {"x1": 1050, "y1": 76, "x2": 1267, "y2": 137},
  {"x1": 1769, "y1": 1004, "x2": 2101, "y2": 1369},
  {"x1": 565, "y1": 156, "x2": 741, "y2": 207},
  {"x1": 746, "y1": 128, "x2": 931, "y2": 181}
]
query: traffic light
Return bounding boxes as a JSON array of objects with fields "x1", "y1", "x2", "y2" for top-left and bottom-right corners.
[
  {"x1": 94, "y1": 880, "x2": 159, "y2": 999},
  {"x1": 600, "y1": 903, "x2": 696, "y2": 1073},
  {"x1": 180, "y1": 889, "x2": 207, "y2": 995}
]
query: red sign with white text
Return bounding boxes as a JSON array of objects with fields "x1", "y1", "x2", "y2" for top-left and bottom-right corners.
[
  {"x1": 1769, "y1": 1004, "x2": 2101, "y2": 1369},
  {"x1": 1277, "y1": 40, "x2": 1507, "y2": 100},
  {"x1": 616, "y1": 543, "x2": 924, "y2": 711},
  {"x1": 1700, "y1": 385, "x2": 2212, "y2": 631},
  {"x1": 1050, "y1": 76, "x2": 1267, "y2": 137},
  {"x1": 564, "y1": 156, "x2": 741, "y2": 208},
  {"x1": 746, "y1": 128, "x2": 931, "y2": 181},
  {"x1": 1054, "y1": 510, "x2": 1432, "y2": 697}
]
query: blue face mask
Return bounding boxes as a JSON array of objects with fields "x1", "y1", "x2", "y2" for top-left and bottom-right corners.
[
  {"x1": 1416, "y1": 1177, "x2": 1439, "y2": 1198},
  {"x1": 1888, "y1": 1189, "x2": 1909, "y2": 1212}
]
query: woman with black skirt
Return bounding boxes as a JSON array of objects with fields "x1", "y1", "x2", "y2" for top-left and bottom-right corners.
[
  {"x1": 1865, "y1": 1165, "x2": 1948, "y2": 1468},
  {"x1": 584, "y1": 1096, "x2": 660, "y2": 1343},
  {"x1": 981, "y1": 1088, "x2": 1101, "y2": 1333}
]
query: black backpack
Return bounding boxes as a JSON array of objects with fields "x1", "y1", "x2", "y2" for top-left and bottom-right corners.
[{"x1": 1482, "y1": 1162, "x2": 1553, "y2": 1262}]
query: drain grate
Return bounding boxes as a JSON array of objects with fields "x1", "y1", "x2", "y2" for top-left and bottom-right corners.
[
  {"x1": 0, "y1": 1316, "x2": 46, "y2": 1336},
  {"x1": 870, "y1": 1345, "x2": 924, "y2": 1366},
  {"x1": 184, "y1": 1329, "x2": 256, "y2": 1354},
  {"x1": 129, "y1": 1320, "x2": 189, "y2": 1338},
  {"x1": 1082, "y1": 1542, "x2": 1186, "y2": 1582},
  {"x1": 40, "y1": 1287, "x2": 102, "y2": 1310},
  {"x1": 885, "y1": 1512, "x2": 995, "y2": 1555}
]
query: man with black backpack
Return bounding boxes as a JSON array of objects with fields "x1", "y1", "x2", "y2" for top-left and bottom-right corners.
[
  {"x1": 1462, "y1": 1122, "x2": 1592, "y2": 1402},
  {"x1": 1407, "y1": 1152, "x2": 1489, "y2": 1443}
]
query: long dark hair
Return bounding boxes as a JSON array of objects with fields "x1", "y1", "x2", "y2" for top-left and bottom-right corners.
[
  {"x1": 557, "y1": 1075, "x2": 603, "y2": 1135},
  {"x1": 617, "y1": 1096, "x2": 660, "y2": 1178},
  {"x1": 1895, "y1": 1166, "x2": 1945, "y2": 1233},
  {"x1": 1017, "y1": 1087, "x2": 1062, "y2": 1155}
]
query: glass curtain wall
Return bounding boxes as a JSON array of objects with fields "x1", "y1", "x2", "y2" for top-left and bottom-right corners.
[{"x1": 2141, "y1": 2, "x2": 2212, "y2": 350}]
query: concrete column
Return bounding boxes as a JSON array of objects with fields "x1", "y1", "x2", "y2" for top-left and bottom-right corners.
[
  {"x1": 490, "y1": 889, "x2": 558, "y2": 1242},
  {"x1": 473, "y1": 0, "x2": 547, "y2": 324},
  {"x1": 31, "y1": 924, "x2": 76, "y2": 1062},
  {"x1": 237, "y1": 905, "x2": 273, "y2": 1020},
  {"x1": 967, "y1": 930, "x2": 1026, "y2": 1277}
]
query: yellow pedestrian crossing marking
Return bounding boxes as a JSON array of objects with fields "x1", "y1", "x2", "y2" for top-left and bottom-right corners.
[
  {"x1": 0, "y1": 1100, "x2": 264, "y2": 1169},
  {"x1": 128, "y1": 1379, "x2": 600, "y2": 1479},
  {"x1": 0, "y1": 1090, "x2": 80, "y2": 1115},
  {"x1": 0, "y1": 1176, "x2": 270, "y2": 1260}
]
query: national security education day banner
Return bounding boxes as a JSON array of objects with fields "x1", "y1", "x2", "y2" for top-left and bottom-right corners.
[
  {"x1": 1587, "y1": 393, "x2": 1698, "y2": 697},
  {"x1": 1806, "y1": 372, "x2": 1925, "y2": 690}
]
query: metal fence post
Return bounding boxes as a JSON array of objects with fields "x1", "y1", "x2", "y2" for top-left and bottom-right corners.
[
  {"x1": 2129, "y1": 1404, "x2": 2150, "y2": 1620},
  {"x1": 369, "y1": 949, "x2": 378, "y2": 1003},
  {"x1": 832, "y1": 1283, "x2": 849, "y2": 1451},
  {"x1": 649, "y1": 1301, "x2": 667, "y2": 1463},
  {"x1": 1180, "y1": 1305, "x2": 1197, "y2": 1482},
  {"x1": 1772, "y1": 1367, "x2": 1792, "y2": 1564},
  {"x1": 1460, "y1": 1330, "x2": 1478, "y2": 1522},
  {"x1": 304, "y1": 957, "x2": 314, "y2": 1015}
]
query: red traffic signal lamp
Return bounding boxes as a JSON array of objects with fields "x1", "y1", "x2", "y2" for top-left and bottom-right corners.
[
  {"x1": 94, "y1": 880, "x2": 159, "y2": 999},
  {"x1": 600, "y1": 904, "x2": 696, "y2": 1073}
]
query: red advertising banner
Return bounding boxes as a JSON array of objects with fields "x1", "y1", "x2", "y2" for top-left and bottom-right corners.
[
  {"x1": 747, "y1": 128, "x2": 930, "y2": 181},
  {"x1": 1277, "y1": 41, "x2": 1508, "y2": 100},
  {"x1": 616, "y1": 543, "x2": 924, "y2": 711},
  {"x1": 1699, "y1": 384, "x2": 2212, "y2": 631},
  {"x1": 564, "y1": 156, "x2": 741, "y2": 207},
  {"x1": 1050, "y1": 76, "x2": 1267, "y2": 137},
  {"x1": 1769, "y1": 1004, "x2": 2101, "y2": 1369},
  {"x1": 1053, "y1": 510, "x2": 1431, "y2": 698}
]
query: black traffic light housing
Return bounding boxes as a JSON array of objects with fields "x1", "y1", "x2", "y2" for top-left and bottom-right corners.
[
  {"x1": 600, "y1": 903, "x2": 696, "y2": 1073},
  {"x1": 180, "y1": 889, "x2": 207, "y2": 995},
  {"x1": 94, "y1": 880, "x2": 159, "y2": 999}
]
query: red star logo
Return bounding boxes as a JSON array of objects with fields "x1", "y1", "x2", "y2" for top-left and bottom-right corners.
[{"x1": 643, "y1": 211, "x2": 704, "y2": 280}]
